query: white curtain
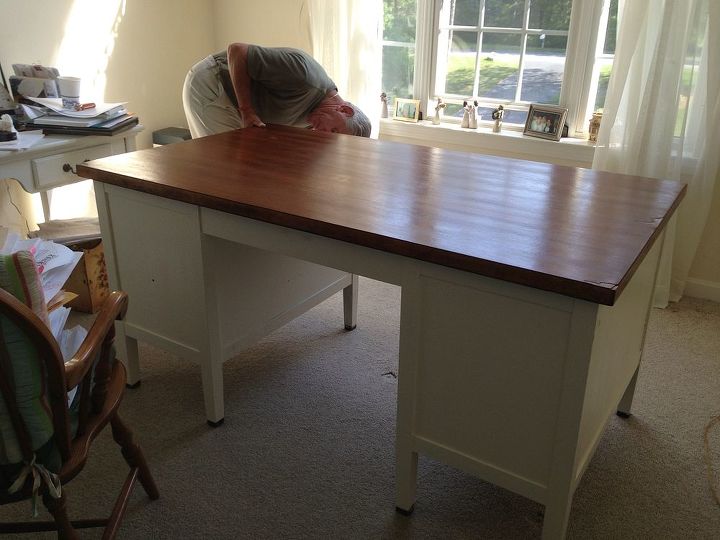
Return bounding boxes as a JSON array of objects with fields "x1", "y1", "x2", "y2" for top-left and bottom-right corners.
[
  {"x1": 306, "y1": 0, "x2": 383, "y2": 138},
  {"x1": 593, "y1": 0, "x2": 720, "y2": 306}
]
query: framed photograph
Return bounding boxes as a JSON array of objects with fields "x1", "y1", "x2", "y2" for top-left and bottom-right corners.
[
  {"x1": 523, "y1": 104, "x2": 568, "y2": 141},
  {"x1": 393, "y1": 98, "x2": 421, "y2": 123},
  {"x1": 0, "y1": 62, "x2": 16, "y2": 113}
]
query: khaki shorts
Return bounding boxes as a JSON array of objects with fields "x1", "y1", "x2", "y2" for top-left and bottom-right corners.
[{"x1": 182, "y1": 54, "x2": 243, "y2": 138}]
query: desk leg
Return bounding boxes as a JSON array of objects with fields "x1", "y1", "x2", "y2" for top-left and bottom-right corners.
[
  {"x1": 201, "y1": 356, "x2": 224, "y2": 426},
  {"x1": 343, "y1": 274, "x2": 359, "y2": 330},
  {"x1": 395, "y1": 277, "x2": 419, "y2": 514},
  {"x1": 40, "y1": 191, "x2": 51, "y2": 222},
  {"x1": 542, "y1": 490, "x2": 574, "y2": 540},
  {"x1": 616, "y1": 365, "x2": 639, "y2": 418},
  {"x1": 115, "y1": 324, "x2": 141, "y2": 387}
]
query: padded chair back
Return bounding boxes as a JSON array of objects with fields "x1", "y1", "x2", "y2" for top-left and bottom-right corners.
[{"x1": 0, "y1": 288, "x2": 72, "y2": 486}]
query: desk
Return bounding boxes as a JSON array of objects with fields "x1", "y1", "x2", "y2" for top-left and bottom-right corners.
[
  {"x1": 78, "y1": 125, "x2": 685, "y2": 539},
  {"x1": 0, "y1": 126, "x2": 141, "y2": 220}
]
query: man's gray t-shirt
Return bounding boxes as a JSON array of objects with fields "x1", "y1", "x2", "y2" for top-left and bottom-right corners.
[{"x1": 215, "y1": 45, "x2": 337, "y2": 128}]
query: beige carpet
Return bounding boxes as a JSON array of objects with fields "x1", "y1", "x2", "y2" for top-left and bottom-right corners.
[{"x1": 3, "y1": 277, "x2": 719, "y2": 539}]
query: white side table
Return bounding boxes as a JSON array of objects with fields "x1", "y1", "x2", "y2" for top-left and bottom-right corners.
[{"x1": 0, "y1": 125, "x2": 142, "y2": 221}]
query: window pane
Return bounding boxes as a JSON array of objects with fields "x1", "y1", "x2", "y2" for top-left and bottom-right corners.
[
  {"x1": 382, "y1": 46, "x2": 415, "y2": 100},
  {"x1": 451, "y1": 0, "x2": 480, "y2": 26},
  {"x1": 478, "y1": 33, "x2": 521, "y2": 100},
  {"x1": 451, "y1": 30, "x2": 478, "y2": 52},
  {"x1": 484, "y1": 0, "x2": 524, "y2": 28},
  {"x1": 444, "y1": 102, "x2": 465, "y2": 119},
  {"x1": 603, "y1": 0, "x2": 618, "y2": 54},
  {"x1": 594, "y1": 58, "x2": 613, "y2": 111},
  {"x1": 528, "y1": 0, "x2": 572, "y2": 31},
  {"x1": 383, "y1": 0, "x2": 417, "y2": 42},
  {"x1": 477, "y1": 106, "x2": 528, "y2": 125},
  {"x1": 445, "y1": 31, "x2": 477, "y2": 95},
  {"x1": 521, "y1": 35, "x2": 567, "y2": 104},
  {"x1": 594, "y1": 0, "x2": 619, "y2": 111}
]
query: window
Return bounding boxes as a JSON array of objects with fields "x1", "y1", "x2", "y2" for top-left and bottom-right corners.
[
  {"x1": 381, "y1": 0, "x2": 618, "y2": 135},
  {"x1": 381, "y1": 0, "x2": 418, "y2": 102},
  {"x1": 590, "y1": 0, "x2": 618, "y2": 113}
]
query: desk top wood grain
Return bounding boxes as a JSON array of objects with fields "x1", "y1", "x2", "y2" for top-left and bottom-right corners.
[{"x1": 78, "y1": 125, "x2": 685, "y2": 305}]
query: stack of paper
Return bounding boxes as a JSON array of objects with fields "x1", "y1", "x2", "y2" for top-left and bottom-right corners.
[
  {"x1": 25, "y1": 97, "x2": 138, "y2": 135},
  {"x1": 1, "y1": 230, "x2": 87, "y2": 403},
  {"x1": 0, "y1": 130, "x2": 44, "y2": 151}
]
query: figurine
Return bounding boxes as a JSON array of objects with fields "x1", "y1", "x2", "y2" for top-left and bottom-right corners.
[
  {"x1": 461, "y1": 101, "x2": 471, "y2": 128},
  {"x1": 0, "y1": 114, "x2": 17, "y2": 142},
  {"x1": 491, "y1": 105, "x2": 504, "y2": 133},
  {"x1": 380, "y1": 92, "x2": 389, "y2": 119},
  {"x1": 588, "y1": 111, "x2": 602, "y2": 142},
  {"x1": 469, "y1": 100, "x2": 478, "y2": 129},
  {"x1": 432, "y1": 97, "x2": 446, "y2": 125}
]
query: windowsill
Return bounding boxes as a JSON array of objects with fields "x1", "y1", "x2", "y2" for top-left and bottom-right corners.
[{"x1": 378, "y1": 118, "x2": 596, "y2": 168}]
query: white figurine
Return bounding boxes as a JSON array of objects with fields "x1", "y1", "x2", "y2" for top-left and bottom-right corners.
[
  {"x1": 492, "y1": 105, "x2": 504, "y2": 133},
  {"x1": 0, "y1": 114, "x2": 17, "y2": 142},
  {"x1": 461, "y1": 101, "x2": 470, "y2": 128},
  {"x1": 380, "y1": 92, "x2": 389, "y2": 119},
  {"x1": 433, "y1": 97, "x2": 446, "y2": 125},
  {"x1": 469, "y1": 100, "x2": 478, "y2": 129}
]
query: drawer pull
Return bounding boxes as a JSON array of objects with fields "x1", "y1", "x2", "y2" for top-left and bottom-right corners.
[{"x1": 62, "y1": 159, "x2": 90, "y2": 175}]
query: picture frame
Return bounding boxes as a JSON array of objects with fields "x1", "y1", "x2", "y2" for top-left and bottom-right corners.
[
  {"x1": 393, "y1": 98, "x2": 421, "y2": 123},
  {"x1": 0, "y1": 61, "x2": 16, "y2": 112},
  {"x1": 523, "y1": 104, "x2": 568, "y2": 141}
]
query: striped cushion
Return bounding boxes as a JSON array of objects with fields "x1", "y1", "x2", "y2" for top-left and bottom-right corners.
[
  {"x1": 0, "y1": 251, "x2": 58, "y2": 472},
  {"x1": 0, "y1": 251, "x2": 49, "y2": 326}
]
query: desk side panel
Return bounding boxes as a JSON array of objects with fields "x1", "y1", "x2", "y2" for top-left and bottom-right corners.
[
  {"x1": 406, "y1": 272, "x2": 575, "y2": 501},
  {"x1": 102, "y1": 185, "x2": 206, "y2": 357},
  {"x1": 573, "y1": 234, "x2": 663, "y2": 482}
]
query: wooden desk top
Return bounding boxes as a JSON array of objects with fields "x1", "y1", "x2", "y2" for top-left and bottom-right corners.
[{"x1": 78, "y1": 125, "x2": 685, "y2": 305}]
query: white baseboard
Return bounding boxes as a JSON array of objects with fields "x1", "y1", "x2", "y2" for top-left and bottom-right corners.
[{"x1": 684, "y1": 278, "x2": 720, "y2": 303}]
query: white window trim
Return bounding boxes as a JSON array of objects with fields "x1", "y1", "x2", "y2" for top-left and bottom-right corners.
[
  {"x1": 403, "y1": 0, "x2": 609, "y2": 137},
  {"x1": 378, "y1": 118, "x2": 595, "y2": 168}
]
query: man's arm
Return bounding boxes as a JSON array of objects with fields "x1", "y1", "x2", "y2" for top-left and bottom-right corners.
[{"x1": 227, "y1": 42, "x2": 265, "y2": 127}]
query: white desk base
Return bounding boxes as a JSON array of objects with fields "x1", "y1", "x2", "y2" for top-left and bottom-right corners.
[{"x1": 95, "y1": 182, "x2": 662, "y2": 539}]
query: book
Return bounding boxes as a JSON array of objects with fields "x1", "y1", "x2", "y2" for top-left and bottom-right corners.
[
  {"x1": 48, "y1": 290, "x2": 79, "y2": 312},
  {"x1": 38, "y1": 114, "x2": 139, "y2": 136},
  {"x1": 29, "y1": 217, "x2": 101, "y2": 244},
  {"x1": 32, "y1": 108, "x2": 127, "y2": 127}
]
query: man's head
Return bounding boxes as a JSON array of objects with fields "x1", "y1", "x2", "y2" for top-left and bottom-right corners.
[
  {"x1": 344, "y1": 102, "x2": 371, "y2": 137},
  {"x1": 307, "y1": 100, "x2": 371, "y2": 137}
]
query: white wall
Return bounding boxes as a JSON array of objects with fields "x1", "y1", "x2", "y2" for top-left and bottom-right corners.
[
  {"x1": 211, "y1": 0, "x2": 311, "y2": 52},
  {"x1": 0, "y1": 0, "x2": 214, "y2": 149}
]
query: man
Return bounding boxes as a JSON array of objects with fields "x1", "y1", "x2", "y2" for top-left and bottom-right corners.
[{"x1": 183, "y1": 42, "x2": 371, "y2": 138}]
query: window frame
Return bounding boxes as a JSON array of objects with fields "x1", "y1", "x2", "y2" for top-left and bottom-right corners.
[{"x1": 402, "y1": 0, "x2": 611, "y2": 136}]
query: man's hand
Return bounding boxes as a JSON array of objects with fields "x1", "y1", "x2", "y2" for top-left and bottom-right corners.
[
  {"x1": 240, "y1": 106, "x2": 266, "y2": 128},
  {"x1": 227, "y1": 43, "x2": 266, "y2": 128}
]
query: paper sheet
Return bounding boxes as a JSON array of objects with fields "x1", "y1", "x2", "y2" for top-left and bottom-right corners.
[
  {"x1": 3, "y1": 230, "x2": 90, "y2": 407},
  {"x1": 0, "y1": 130, "x2": 45, "y2": 151},
  {"x1": 27, "y1": 97, "x2": 127, "y2": 118}
]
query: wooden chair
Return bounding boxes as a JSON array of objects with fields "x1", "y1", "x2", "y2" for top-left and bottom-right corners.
[{"x1": 0, "y1": 288, "x2": 158, "y2": 539}]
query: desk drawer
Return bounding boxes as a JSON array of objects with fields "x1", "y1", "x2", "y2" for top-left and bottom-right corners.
[{"x1": 31, "y1": 144, "x2": 113, "y2": 190}]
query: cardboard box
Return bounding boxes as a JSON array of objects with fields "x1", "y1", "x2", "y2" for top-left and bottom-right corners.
[{"x1": 63, "y1": 238, "x2": 109, "y2": 313}]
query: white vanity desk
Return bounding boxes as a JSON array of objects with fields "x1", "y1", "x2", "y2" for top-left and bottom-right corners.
[{"x1": 0, "y1": 126, "x2": 142, "y2": 219}]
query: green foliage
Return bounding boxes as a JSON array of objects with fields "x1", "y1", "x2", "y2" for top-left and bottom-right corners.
[
  {"x1": 383, "y1": 0, "x2": 417, "y2": 43},
  {"x1": 528, "y1": 0, "x2": 572, "y2": 30},
  {"x1": 603, "y1": 0, "x2": 618, "y2": 54},
  {"x1": 382, "y1": 46, "x2": 415, "y2": 102}
]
